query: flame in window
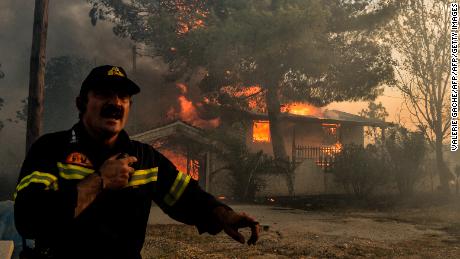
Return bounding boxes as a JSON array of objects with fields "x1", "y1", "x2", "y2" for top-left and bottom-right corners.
[
  {"x1": 160, "y1": 149, "x2": 199, "y2": 180},
  {"x1": 322, "y1": 123, "x2": 340, "y2": 137},
  {"x1": 253, "y1": 120, "x2": 271, "y2": 143}
]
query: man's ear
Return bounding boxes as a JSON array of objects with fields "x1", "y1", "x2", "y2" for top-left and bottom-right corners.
[{"x1": 76, "y1": 96, "x2": 85, "y2": 112}]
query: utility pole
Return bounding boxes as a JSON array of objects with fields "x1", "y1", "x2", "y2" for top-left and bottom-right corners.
[{"x1": 26, "y1": 0, "x2": 49, "y2": 153}]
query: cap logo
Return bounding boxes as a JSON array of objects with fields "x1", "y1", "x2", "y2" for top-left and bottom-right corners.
[{"x1": 107, "y1": 67, "x2": 125, "y2": 77}]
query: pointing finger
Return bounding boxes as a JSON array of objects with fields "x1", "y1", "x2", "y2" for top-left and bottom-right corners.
[
  {"x1": 247, "y1": 223, "x2": 260, "y2": 245},
  {"x1": 224, "y1": 227, "x2": 245, "y2": 244},
  {"x1": 235, "y1": 213, "x2": 259, "y2": 228}
]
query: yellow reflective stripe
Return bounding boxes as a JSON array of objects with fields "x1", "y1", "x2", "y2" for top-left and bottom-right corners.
[
  {"x1": 16, "y1": 171, "x2": 57, "y2": 191},
  {"x1": 14, "y1": 171, "x2": 58, "y2": 200},
  {"x1": 164, "y1": 172, "x2": 191, "y2": 206},
  {"x1": 126, "y1": 167, "x2": 158, "y2": 187},
  {"x1": 169, "y1": 172, "x2": 182, "y2": 194},
  {"x1": 132, "y1": 167, "x2": 158, "y2": 177},
  {"x1": 57, "y1": 162, "x2": 94, "y2": 180}
]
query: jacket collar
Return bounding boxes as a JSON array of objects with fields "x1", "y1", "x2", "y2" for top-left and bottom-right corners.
[{"x1": 71, "y1": 121, "x2": 132, "y2": 152}]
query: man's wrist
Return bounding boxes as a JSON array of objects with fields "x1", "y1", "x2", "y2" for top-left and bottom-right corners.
[{"x1": 213, "y1": 206, "x2": 233, "y2": 224}]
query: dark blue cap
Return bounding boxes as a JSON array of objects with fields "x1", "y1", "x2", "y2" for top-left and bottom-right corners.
[{"x1": 80, "y1": 65, "x2": 140, "y2": 96}]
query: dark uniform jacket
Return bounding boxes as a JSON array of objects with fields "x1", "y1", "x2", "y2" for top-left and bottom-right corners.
[{"x1": 14, "y1": 122, "x2": 228, "y2": 259}]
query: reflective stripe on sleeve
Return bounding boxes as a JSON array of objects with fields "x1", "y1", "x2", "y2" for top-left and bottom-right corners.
[
  {"x1": 14, "y1": 171, "x2": 58, "y2": 200},
  {"x1": 126, "y1": 167, "x2": 158, "y2": 187},
  {"x1": 163, "y1": 171, "x2": 191, "y2": 207},
  {"x1": 57, "y1": 162, "x2": 94, "y2": 180}
]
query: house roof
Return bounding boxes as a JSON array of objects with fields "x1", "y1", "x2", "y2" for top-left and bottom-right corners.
[
  {"x1": 243, "y1": 109, "x2": 392, "y2": 127},
  {"x1": 131, "y1": 120, "x2": 213, "y2": 145}
]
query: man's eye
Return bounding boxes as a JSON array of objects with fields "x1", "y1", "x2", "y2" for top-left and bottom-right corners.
[
  {"x1": 93, "y1": 90, "x2": 112, "y2": 97},
  {"x1": 118, "y1": 93, "x2": 130, "y2": 100}
]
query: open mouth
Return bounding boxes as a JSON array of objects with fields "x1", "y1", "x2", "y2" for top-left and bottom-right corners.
[{"x1": 100, "y1": 105, "x2": 124, "y2": 120}]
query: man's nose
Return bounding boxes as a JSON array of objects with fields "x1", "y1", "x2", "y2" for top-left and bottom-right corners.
[{"x1": 107, "y1": 94, "x2": 124, "y2": 105}]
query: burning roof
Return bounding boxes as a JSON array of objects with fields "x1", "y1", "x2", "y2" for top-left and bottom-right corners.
[{"x1": 239, "y1": 109, "x2": 391, "y2": 128}]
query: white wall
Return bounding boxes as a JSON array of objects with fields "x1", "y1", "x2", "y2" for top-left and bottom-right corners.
[{"x1": 256, "y1": 159, "x2": 346, "y2": 197}]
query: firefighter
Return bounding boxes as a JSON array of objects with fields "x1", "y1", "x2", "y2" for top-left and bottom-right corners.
[{"x1": 14, "y1": 65, "x2": 259, "y2": 259}]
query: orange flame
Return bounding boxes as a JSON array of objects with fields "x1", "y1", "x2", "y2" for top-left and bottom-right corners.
[
  {"x1": 253, "y1": 120, "x2": 270, "y2": 143},
  {"x1": 221, "y1": 85, "x2": 264, "y2": 111},
  {"x1": 281, "y1": 102, "x2": 322, "y2": 117},
  {"x1": 168, "y1": 83, "x2": 220, "y2": 128}
]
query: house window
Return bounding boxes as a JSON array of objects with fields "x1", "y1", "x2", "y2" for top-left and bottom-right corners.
[
  {"x1": 322, "y1": 123, "x2": 340, "y2": 144},
  {"x1": 253, "y1": 120, "x2": 271, "y2": 143}
]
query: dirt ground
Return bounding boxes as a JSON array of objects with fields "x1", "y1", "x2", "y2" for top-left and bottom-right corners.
[{"x1": 141, "y1": 195, "x2": 460, "y2": 258}]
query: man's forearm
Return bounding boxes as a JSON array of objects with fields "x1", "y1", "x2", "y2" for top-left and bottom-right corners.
[{"x1": 74, "y1": 173, "x2": 102, "y2": 217}]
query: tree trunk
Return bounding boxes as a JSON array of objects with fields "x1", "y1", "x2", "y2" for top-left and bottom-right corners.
[
  {"x1": 26, "y1": 0, "x2": 49, "y2": 153},
  {"x1": 435, "y1": 134, "x2": 450, "y2": 194},
  {"x1": 266, "y1": 87, "x2": 288, "y2": 160},
  {"x1": 266, "y1": 86, "x2": 295, "y2": 196}
]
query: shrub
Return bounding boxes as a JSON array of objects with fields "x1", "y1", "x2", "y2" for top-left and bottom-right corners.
[
  {"x1": 384, "y1": 127, "x2": 427, "y2": 196},
  {"x1": 208, "y1": 125, "x2": 273, "y2": 201},
  {"x1": 330, "y1": 144, "x2": 389, "y2": 199}
]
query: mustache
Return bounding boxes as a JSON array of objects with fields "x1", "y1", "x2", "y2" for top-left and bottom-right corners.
[{"x1": 100, "y1": 104, "x2": 124, "y2": 119}]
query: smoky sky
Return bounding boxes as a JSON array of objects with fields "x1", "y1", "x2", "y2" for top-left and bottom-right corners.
[{"x1": 0, "y1": 0, "x2": 168, "y2": 174}]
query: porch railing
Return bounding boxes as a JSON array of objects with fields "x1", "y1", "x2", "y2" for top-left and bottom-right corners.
[{"x1": 292, "y1": 145, "x2": 341, "y2": 172}]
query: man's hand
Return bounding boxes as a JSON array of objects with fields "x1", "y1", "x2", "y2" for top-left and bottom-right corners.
[
  {"x1": 213, "y1": 206, "x2": 260, "y2": 245},
  {"x1": 99, "y1": 153, "x2": 137, "y2": 189}
]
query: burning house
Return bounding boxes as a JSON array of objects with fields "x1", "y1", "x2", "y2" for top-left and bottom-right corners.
[
  {"x1": 129, "y1": 80, "x2": 392, "y2": 197},
  {"x1": 132, "y1": 99, "x2": 389, "y2": 197}
]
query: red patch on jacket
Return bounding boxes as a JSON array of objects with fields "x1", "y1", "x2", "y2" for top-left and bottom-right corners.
[{"x1": 65, "y1": 152, "x2": 93, "y2": 168}]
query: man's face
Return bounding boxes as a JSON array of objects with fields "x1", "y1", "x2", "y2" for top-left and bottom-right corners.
[{"x1": 81, "y1": 88, "x2": 131, "y2": 139}]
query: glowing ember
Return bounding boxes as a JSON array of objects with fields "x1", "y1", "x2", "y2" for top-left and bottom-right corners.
[
  {"x1": 281, "y1": 102, "x2": 322, "y2": 117},
  {"x1": 253, "y1": 120, "x2": 271, "y2": 143},
  {"x1": 313, "y1": 142, "x2": 343, "y2": 168},
  {"x1": 171, "y1": 0, "x2": 208, "y2": 35},
  {"x1": 333, "y1": 142, "x2": 343, "y2": 152},
  {"x1": 321, "y1": 142, "x2": 343, "y2": 157},
  {"x1": 221, "y1": 85, "x2": 262, "y2": 98},
  {"x1": 177, "y1": 83, "x2": 187, "y2": 94}
]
